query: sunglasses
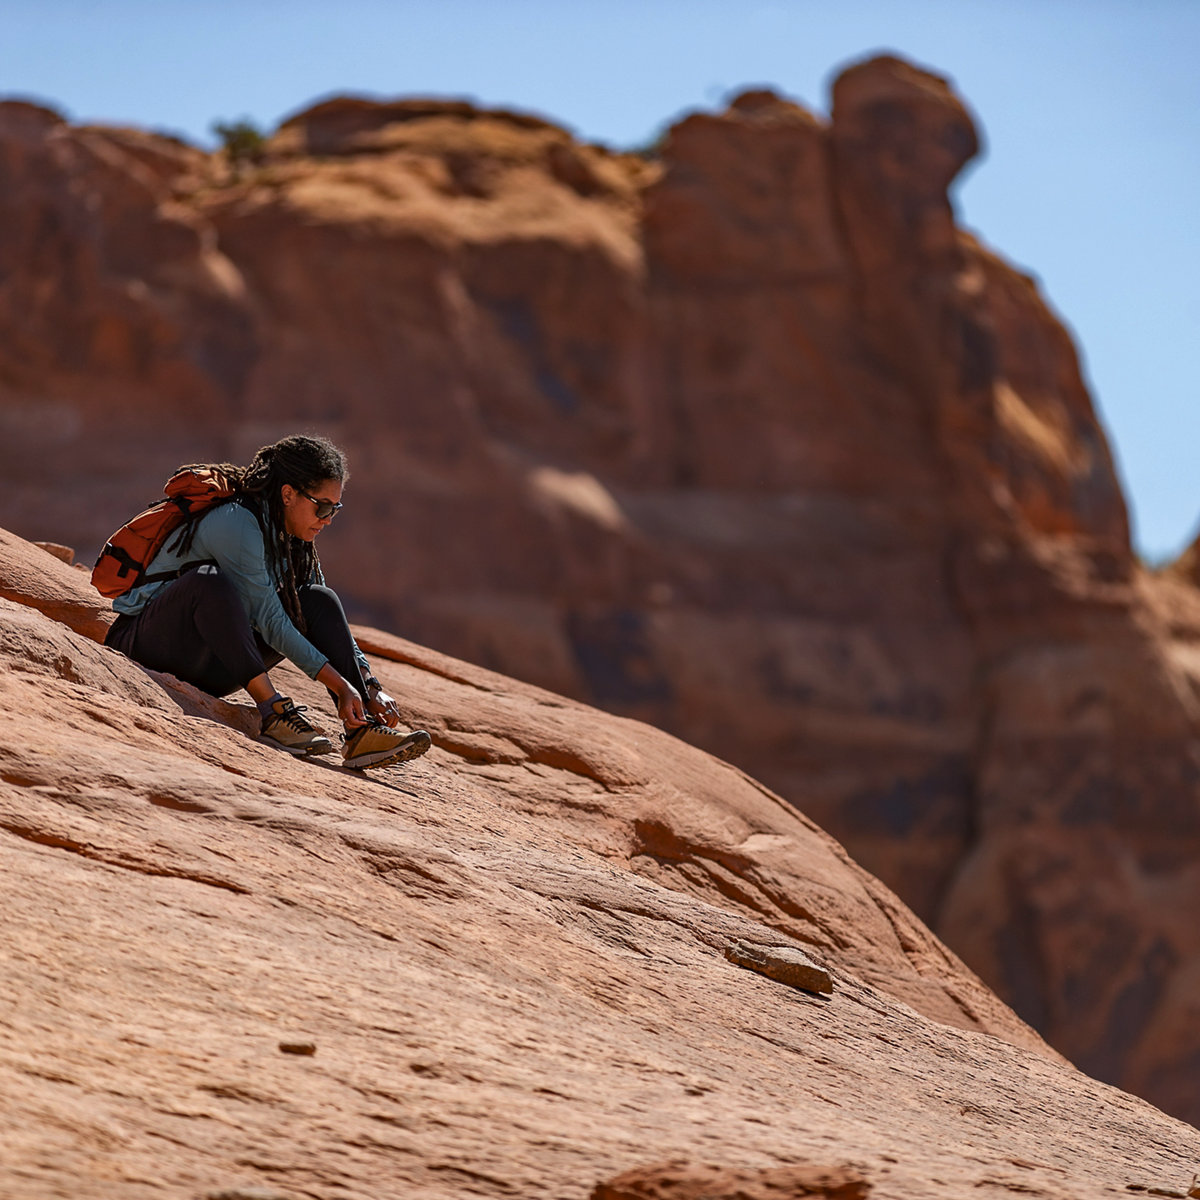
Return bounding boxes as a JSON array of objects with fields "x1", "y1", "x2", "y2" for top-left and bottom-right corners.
[{"x1": 298, "y1": 488, "x2": 344, "y2": 520}]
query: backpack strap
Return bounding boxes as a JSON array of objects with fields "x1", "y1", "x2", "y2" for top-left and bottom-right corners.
[
  {"x1": 142, "y1": 558, "x2": 219, "y2": 586},
  {"x1": 100, "y1": 541, "x2": 148, "y2": 582}
]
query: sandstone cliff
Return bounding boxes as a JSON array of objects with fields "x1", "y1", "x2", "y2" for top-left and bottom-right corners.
[
  {"x1": 3, "y1": 525, "x2": 1200, "y2": 1199},
  {"x1": 3, "y1": 55, "x2": 1200, "y2": 1127}
]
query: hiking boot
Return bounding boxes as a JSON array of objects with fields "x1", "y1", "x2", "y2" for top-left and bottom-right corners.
[
  {"x1": 260, "y1": 698, "x2": 335, "y2": 757},
  {"x1": 342, "y1": 721, "x2": 432, "y2": 770}
]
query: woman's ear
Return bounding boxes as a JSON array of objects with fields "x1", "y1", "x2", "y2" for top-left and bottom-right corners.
[{"x1": 280, "y1": 483, "x2": 295, "y2": 507}]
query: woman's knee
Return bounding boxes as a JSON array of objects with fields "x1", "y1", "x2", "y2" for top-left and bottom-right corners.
[{"x1": 298, "y1": 583, "x2": 345, "y2": 622}]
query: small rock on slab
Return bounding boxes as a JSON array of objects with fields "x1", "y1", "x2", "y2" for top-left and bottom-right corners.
[
  {"x1": 277, "y1": 1040, "x2": 316, "y2": 1055},
  {"x1": 206, "y1": 1190, "x2": 293, "y2": 1200},
  {"x1": 592, "y1": 1160, "x2": 869, "y2": 1199},
  {"x1": 725, "y1": 941, "x2": 833, "y2": 994}
]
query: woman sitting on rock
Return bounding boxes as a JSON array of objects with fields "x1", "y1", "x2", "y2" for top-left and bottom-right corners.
[{"x1": 103, "y1": 434, "x2": 431, "y2": 770}]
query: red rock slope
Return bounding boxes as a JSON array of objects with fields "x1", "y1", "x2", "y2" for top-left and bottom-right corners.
[
  {"x1": 3, "y1": 523, "x2": 1199, "y2": 1199},
  {"x1": 4, "y1": 55, "x2": 1200, "y2": 1126}
]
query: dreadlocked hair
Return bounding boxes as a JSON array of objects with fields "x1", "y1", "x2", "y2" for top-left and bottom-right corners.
[{"x1": 169, "y1": 435, "x2": 349, "y2": 634}]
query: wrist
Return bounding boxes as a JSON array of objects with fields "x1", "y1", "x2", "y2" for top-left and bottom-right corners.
[
  {"x1": 326, "y1": 674, "x2": 356, "y2": 698},
  {"x1": 363, "y1": 674, "x2": 383, "y2": 696}
]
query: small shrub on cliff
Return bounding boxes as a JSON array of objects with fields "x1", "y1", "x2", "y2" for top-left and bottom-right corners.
[{"x1": 212, "y1": 118, "x2": 266, "y2": 177}]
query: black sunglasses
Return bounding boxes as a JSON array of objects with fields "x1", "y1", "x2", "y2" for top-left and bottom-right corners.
[{"x1": 298, "y1": 488, "x2": 343, "y2": 519}]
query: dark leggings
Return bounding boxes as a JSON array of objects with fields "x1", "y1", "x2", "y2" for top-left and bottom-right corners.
[{"x1": 105, "y1": 568, "x2": 366, "y2": 701}]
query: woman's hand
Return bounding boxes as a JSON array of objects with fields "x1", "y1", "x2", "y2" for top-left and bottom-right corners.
[
  {"x1": 336, "y1": 685, "x2": 369, "y2": 728},
  {"x1": 366, "y1": 687, "x2": 401, "y2": 728}
]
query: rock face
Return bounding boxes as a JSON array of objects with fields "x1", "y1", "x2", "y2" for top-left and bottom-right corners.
[
  {"x1": 3, "y1": 55, "x2": 1200, "y2": 1128},
  {"x1": 2, "y1": 524, "x2": 1199, "y2": 1200}
]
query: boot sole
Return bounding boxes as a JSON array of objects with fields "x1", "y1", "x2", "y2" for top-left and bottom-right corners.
[
  {"x1": 342, "y1": 729, "x2": 432, "y2": 771},
  {"x1": 259, "y1": 736, "x2": 336, "y2": 757}
]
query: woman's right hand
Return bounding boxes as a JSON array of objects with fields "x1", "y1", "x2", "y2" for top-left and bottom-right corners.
[{"x1": 336, "y1": 683, "x2": 368, "y2": 728}]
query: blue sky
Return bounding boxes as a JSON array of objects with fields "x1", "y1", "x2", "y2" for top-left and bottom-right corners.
[{"x1": 4, "y1": 0, "x2": 1197, "y2": 561}]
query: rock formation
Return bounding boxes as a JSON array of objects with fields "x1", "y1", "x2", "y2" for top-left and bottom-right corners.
[
  {"x1": 3, "y1": 524, "x2": 1200, "y2": 1199},
  {"x1": 3, "y1": 55, "x2": 1200, "y2": 1128}
]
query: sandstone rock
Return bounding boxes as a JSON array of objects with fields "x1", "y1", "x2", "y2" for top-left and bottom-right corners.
[
  {"x1": 32, "y1": 541, "x2": 75, "y2": 565},
  {"x1": 724, "y1": 940, "x2": 834, "y2": 994},
  {"x1": 277, "y1": 1041, "x2": 316, "y2": 1056},
  {"x1": 0, "y1": 97, "x2": 252, "y2": 557},
  {"x1": 272, "y1": 94, "x2": 567, "y2": 158},
  {"x1": 0, "y1": 527, "x2": 113, "y2": 641},
  {"x1": 2, "y1": 54, "x2": 1200, "y2": 1130},
  {"x1": 206, "y1": 1190, "x2": 293, "y2": 1200},
  {"x1": 592, "y1": 1161, "x2": 871, "y2": 1200},
  {"x1": 595, "y1": 1161, "x2": 868, "y2": 1200},
  {"x1": 3, "y1": 521, "x2": 1198, "y2": 1200}
]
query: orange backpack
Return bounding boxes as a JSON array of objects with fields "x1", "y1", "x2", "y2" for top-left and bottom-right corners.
[{"x1": 91, "y1": 468, "x2": 237, "y2": 599}]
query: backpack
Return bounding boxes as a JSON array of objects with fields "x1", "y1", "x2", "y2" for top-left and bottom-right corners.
[{"x1": 91, "y1": 467, "x2": 237, "y2": 599}]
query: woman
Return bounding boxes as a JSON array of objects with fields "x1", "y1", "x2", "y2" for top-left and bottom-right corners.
[{"x1": 104, "y1": 434, "x2": 431, "y2": 770}]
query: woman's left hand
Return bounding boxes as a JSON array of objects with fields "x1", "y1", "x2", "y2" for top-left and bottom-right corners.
[{"x1": 367, "y1": 688, "x2": 401, "y2": 728}]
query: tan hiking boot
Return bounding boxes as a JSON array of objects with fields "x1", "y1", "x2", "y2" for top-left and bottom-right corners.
[
  {"x1": 342, "y1": 721, "x2": 432, "y2": 770},
  {"x1": 260, "y1": 698, "x2": 335, "y2": 757}
]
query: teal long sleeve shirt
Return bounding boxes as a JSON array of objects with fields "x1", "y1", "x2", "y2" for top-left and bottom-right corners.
[{"x1": 112, "y1": 501, "x2": 370, "y2": 682}]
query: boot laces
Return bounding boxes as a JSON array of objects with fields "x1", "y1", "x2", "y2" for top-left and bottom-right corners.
[
  {"x1": 277, "y1": 702, "x2": 315, "y2": 733},
  {"x1": 344, "y1": 718, "x2": 394, "y2": 746}
]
